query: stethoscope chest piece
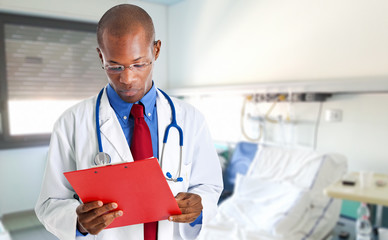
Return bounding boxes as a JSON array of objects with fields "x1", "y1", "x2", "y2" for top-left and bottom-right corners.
[{"x1": 94, "y1": 152, "x2": 111, "y2": 166}]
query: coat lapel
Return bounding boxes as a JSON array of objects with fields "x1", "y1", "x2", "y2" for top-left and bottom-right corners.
[
  {"x1": 156, "y1": 89, "x2": 171, "y2": 162},
  {"x1": 156, "y1": 89, "x2": 179, "y2": 239},
  {"x1": 98, "y1": 87, "x2": 133, "y2": 163}
]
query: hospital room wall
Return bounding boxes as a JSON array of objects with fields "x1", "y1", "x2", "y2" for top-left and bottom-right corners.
[
  {"x1": 167, "y1": 0, "x2": 388, "y2": 173},
  {"x1": 0, "y1": 0, "x2": 168, "y2": 216},
  {"x1": 167, "y1": 0, "x2": 388, "y2": 89},
  {"x1": 183, "y1": 93, "x2": 388, "y2": 175}
]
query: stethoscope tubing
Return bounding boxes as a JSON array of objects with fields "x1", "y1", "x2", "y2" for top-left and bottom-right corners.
[
  {"x1": 94, "y1": 87, "x2": 184, "y2": 182},
  {"x1": 156, "y1": 88, "x2": 184, "y2": 182},
  {"x1": 158, "y1": 89, "x2": 184, "y2": 146},
  {"x1": 96, "y1": 88, "x2": 105, "y2": 153}
]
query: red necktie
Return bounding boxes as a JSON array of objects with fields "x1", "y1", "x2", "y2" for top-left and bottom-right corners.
[{"x1": 130, "y1": 104, "x2": 158, "y2": 240}]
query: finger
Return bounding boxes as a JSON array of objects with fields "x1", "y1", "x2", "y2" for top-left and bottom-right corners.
[
  {"x1": 178, "y1": 206, "x2": 202, "y2": 215},
  {"x1": 76, "y1": 201, "x2": 103, "y2": 214},
  {"x1": 176, "y1": 198, "x2": 202, "y2": 209},
  {"x1": 169, "y1": 212, "x2": 199, "y2": 223},
  {"x1": 78, "y1": 203, "x2": 118, "y2": 223},
  {"x1": 82, "y1": 210, "x2": 123, "y2": 235},
  {"x1": 89, "y1": 210, "x2": 123, "y2": 229},
  {"x1": 176, "y1": 194, "x2": 202, "y2": 208},
  {"x1": 88, "y1": 222, "x2": 108, "y2": 235},
  {"x1": 79, "y1": 202, "x2": 118, "y2": 223}
]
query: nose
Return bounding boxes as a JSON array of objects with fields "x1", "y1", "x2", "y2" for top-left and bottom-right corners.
[{"x1": 119, "y1": 68, "x2": 137, "y2": 84}]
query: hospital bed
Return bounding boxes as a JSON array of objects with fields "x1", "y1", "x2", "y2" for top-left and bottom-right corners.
[
  {"x1": 201, "y1": 143, "x2": 347, "y2": 240},
  {"x1": 219, "y1": 142, "x2": 258, "y2": 203}
]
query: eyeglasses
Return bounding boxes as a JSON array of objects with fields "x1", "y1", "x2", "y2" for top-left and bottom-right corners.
[{"x1": 102, "y1": 61, "x2": 153, "y2": 74}]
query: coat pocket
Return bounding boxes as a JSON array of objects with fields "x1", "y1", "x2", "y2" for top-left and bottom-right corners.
[{"x1": 167, "y1": 162, "x2": 192, "y2": 196}]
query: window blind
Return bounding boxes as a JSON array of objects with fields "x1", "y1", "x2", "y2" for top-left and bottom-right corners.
[{"x1": 5, "y1": 24, "x2": 107, "y2": 100}]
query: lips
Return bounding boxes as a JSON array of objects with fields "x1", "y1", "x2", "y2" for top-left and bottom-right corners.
[{"x1": 119, "y1": 88, "x2": 140, "y2": 97}]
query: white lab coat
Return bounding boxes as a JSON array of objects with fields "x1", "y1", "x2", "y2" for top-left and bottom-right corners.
[{"x1": 35, "y1": 87, "x2": 223, "y2": 240}]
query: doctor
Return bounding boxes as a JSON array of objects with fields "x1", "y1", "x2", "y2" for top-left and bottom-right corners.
[{"x1": 35, "y1": 4, "x2": 223, "y2": 240}]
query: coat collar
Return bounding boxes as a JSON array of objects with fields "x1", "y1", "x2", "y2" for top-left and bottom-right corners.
[{"x1": 97, "y1": 87, "x2": 180, "y2": 164}]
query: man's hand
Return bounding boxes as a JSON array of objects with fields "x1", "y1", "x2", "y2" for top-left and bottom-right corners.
[
  {"x1": 169, "y1": 192, "x2": 203, "y2": 223},
  {"x1": 76, "y1": 201, "x2": 123, "y2": 235}
]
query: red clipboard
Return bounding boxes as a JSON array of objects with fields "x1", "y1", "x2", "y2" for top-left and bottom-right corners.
[{"x1": 64, "y1": 158, "x2": 181, "y2": 229}]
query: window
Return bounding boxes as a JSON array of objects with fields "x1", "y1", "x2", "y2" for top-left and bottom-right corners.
[{"x1": 0, "y1": 13, "x2": 106, "y2": 148}]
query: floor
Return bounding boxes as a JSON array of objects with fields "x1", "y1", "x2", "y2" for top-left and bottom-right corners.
[
  {"x1": 1, "y1": 210, "x2": 57, "y2": 240},
  {"x1": 10, "y1": 226, "x2": 58, "y2": 240},
  {"x1": 6, "y1": 224, "x2": 351, "y2": 240}
]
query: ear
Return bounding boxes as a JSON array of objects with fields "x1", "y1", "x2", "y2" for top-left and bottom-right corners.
[
  {"x1": 153, "y1": 40, "x2": 161, "y2": 61},
  {"x1": 96, "y1": 48, "x2": 104, "y2": 64}
]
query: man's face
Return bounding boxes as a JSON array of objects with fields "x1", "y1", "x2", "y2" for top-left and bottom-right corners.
[{"x1": 97, "y1": 27, "x2": 160, "y2": 103}]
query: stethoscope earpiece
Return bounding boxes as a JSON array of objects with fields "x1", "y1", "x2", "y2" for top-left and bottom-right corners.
[{"x1": 166, "y1": 172, "x2": 183, "y2": 182}]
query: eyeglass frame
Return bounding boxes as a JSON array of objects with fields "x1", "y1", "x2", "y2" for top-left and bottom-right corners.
[{"x1": 101, "y1": 61, "x2": 153, "y2": 74}]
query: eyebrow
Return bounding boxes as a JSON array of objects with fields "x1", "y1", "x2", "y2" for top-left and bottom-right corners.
[{"x1": 107, "y1": 56, "x2": 145, "y2": 65}]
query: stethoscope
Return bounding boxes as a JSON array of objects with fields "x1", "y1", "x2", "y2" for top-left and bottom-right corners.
[{"x1": 94, "y1": 87, "x2": 184, "y2": 182}]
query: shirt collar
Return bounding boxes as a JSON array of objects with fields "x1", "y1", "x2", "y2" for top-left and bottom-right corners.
[
  {"x1": 140, "y1": 83, "x2": 157, "y2": 121},
  {"x1": 106, "y1": 82, "x2": 156, "y2": 121}
]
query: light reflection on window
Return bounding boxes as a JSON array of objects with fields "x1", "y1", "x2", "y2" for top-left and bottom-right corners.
[{"x1": 8, "y1": 100, "x2": 80, "y2": 135}]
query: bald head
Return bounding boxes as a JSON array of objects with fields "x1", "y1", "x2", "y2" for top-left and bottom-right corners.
[{"x1": 97, "y1": 4, "x2": 155, "y2": 49}]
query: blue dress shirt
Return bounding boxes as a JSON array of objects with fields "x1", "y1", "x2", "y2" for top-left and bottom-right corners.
[
  {"x1": 106, "y1": 83, "x2": 159, "y2": 158},
  {"x1": 76, "y1": 83, "x2": 200, "y2": 236}
]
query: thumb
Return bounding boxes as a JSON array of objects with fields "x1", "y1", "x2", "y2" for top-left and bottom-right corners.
[{"x1": 175, "y1": 192, "x2": 187, "y2": 200}]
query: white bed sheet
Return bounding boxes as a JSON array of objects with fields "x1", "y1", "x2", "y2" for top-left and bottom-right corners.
[{"x1": 199, "y1": 144, "x2": 347, "y2": 240}]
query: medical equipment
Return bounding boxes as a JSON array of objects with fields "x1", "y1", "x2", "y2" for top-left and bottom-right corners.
[
  {"x1": 158, "y1": 89, "x2": 184, "y2": 182},
  {"x1": 220, "y1": 141, "x2": 258, "y2": 203},
  {"x1": 94, "y1": 89, "x2": 112, "y2": 166},
  {"x1": 240, "y1": 95, "x2": 263, "y2": 142},
  {"x1": 94, "y1": 87, "x2": 184, "y2": 182}
]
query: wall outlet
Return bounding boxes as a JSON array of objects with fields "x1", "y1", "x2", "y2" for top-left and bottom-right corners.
[{"x1": 325, "y1": 109, "x2": 342, "y2": 122}]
